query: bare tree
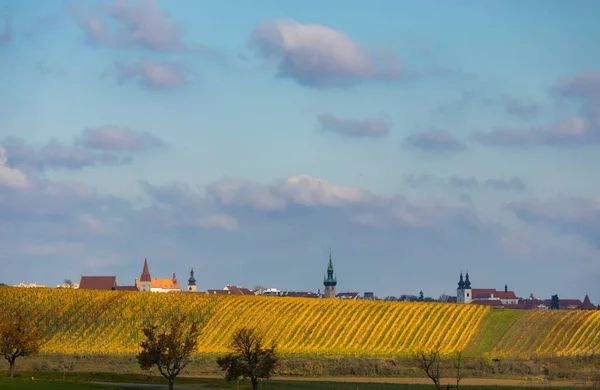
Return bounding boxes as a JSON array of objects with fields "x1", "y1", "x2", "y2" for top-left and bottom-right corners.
[
  {"x1": 413, "y1": 345, "x2": 443, "y2": 390},
  {"x1": 0, "y1": 311, "x2": 45, "y2": 378},
  {"x1": 454, "y1": 350, "x2": 464, "y2": 388},
  {"x1": 217, "y1": 327, "x2": 278, "y2": 390},
  {"x1": 136, "y1": 315, "x2": 202, "y2": 390}
]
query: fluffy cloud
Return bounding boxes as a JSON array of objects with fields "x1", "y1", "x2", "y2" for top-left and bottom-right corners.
[
  {"x1": 1, "y1": 125, "x2": 163, "y2": 171},
  {"x1": 474, "y1": 117, "x2": 593, "y2": 147},
  {"x1": 0, "y1": 137, "x2": 131, "y2": 171},
  {"x1": 112, "y1": 59, "x2": 188, "y2": 88},
  {"x1": 2, "y1": 168, "x2": 597, "y2": 302},
  {"x1": 72, "y1": 0, "x2": 183, "y2": 51},
  {"x1": 80, "y1": 126, "x2": 165, "y2": 151},
  {"x1": 557, "y1": 69, "x2": 600, "y2": 128},
  {"x1": 317, "y1": 114, "x2": 390, "y2": 138},
  {"x1": 405, "y1": 174, "x2": 526, "y2": 192},
  {"x1": 403, "y1": 130, "x2": 466, "y2": 152},
  {"x1": 0, "y1": 148, "x2": 29, "y2": 188},
  {"x1": 249, "y1": 18, "x2": 402, "y2": 88},
  {"x1": 475, "y1": 69, "x2": 600, "y2": 147},
  {"x1": 507, "y1": 197, "x2": 600, "y2": 248}
]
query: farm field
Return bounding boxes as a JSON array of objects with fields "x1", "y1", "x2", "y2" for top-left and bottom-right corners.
[{"x1": 1, "y1": 287, "x2": 599, "y2": 358}]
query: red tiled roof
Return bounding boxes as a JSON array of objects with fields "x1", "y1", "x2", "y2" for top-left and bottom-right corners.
[
  {"x1": 578, "y1": 295, "x2": 596, "y2": 310},
  {"x1": 447, "y1": 296, "x2": 458, "y2": 303},
  {"x1": 494, "y1": 291, "x2": 518, "y2": 300},
  {"x1": 116, "y1": 285, "x2": 139, "y2": 291},
  {"x1": 79, "y1": 276, "x2": 117, "y2": 290},
  {"x1": 471, "y1": 289, "x2": 496, "y2": 299},
  {"x1": 224, "y1": 285, "x2": 253, "y2": 295},
  {"x1": 135, "y1": 278, "x2": 180, "y2": 290}
]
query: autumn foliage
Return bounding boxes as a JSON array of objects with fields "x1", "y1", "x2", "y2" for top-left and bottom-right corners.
[
  {"x1": 0, "y1": 287, "x2": 598, "y2": 358},
  {"x1": 0, "y1": 311, "x2": 45, "y2": 377}
]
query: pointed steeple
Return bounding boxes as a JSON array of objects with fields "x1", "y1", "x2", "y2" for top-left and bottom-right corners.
[
  {"x1": 458, "y1": 272, "x2": 465, "y2": 289},
  {"x1": 464, "y1": 271, "x2": 471, "y2": 289},
  {"x1": 140, "y1": 258, "x2": 151, "y2": 282},
  {"x1": 188, "y1": 268, "x2": 196, "y2": 286},
  {"x1": 323, "y1": 250, "x2": 337, "y2": 287}
]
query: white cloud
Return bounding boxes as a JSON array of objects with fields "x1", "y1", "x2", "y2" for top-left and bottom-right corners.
[
  {"x1": 250, "y1": 18, "x2": 402, "y2": 87},
  {"x1": 0, "y1": 147, "x2": 30, "y2": 189}
]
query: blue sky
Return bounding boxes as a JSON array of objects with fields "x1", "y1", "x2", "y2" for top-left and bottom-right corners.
[{"x1": 1, "y1": 0, "x2": 599, "y2": 303}]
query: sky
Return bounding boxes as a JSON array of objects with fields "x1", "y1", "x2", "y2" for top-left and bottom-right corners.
[{"x1": 0, "y1": 0, "x2": 599, "y2": 303}]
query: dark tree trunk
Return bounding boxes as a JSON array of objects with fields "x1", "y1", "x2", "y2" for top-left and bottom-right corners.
[
  {"x1": 251, "y1": 376, "x2": 258, "y2": 390},
  {"x1": 168, "y1": 377, "x2": 174, "y2": 390},
  {"x1": 9, "y1": 359, "x2": 15, "y2": 378}
]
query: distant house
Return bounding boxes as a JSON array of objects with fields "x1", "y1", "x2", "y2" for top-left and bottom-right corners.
[
  {"x1": 472, "y1": 288, "x2": 519, "y2": 305},
  {"x1": 337, "y1": 292, "x2": 360, "y2": 299},
  {"x1": 115, "y1": 285, "x2": 139, "y2": 291},
  {"x1": 362, "y1": 292, "x2": 376, "y2": 300},
  {"x1": 14, "y1": 282, "x2": 46, "y2": 288},
  {"x1": 282, "y1": 291, "x2": 320, "y2": 298},
  {"x1": 541, "y1": 298, "x2": 583, "y2": 310},
  {"x1": 79, "y1": 276, "x2": 117, "y2": 290},
  {"x1": 135, "y1": 258, "x2": 181, "y2": 292},
  {"x1": 578, "y1": 295, "x2": 596, "y2": 310}
]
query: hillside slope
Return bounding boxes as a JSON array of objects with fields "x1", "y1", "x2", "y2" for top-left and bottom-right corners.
[{"x1": 1, "y1": 287, "x2": 598, "y2": 357}]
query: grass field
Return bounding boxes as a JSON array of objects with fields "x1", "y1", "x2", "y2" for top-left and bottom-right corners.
[{"x1": 0, "y1": 371, "x2": 592, "y2": 389}]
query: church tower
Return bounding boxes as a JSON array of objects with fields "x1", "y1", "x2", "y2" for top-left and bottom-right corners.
[
  {"x1": 323, "y1": 250, "x2": 337, "y2": 298},
  {"x1": 457, "y1": 271, "x2": 472, "y2": 304},
  {"x1": 187, "y1": 268, "x2": 197, "y2": 292},
  {"x1": 140, "y1": 258, "x2": 152, "y2": 292}
]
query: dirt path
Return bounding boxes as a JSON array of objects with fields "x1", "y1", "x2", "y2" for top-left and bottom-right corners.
[
  {"x1": 269, "y1": 376, "x2": 587, "y2": 387},
  {"x1": 94, "y1": 382, "x2": 215, "y2": 390}
]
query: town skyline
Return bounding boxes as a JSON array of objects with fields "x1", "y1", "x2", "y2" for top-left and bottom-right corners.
[{"x1": 1, "y1": 0, "x2": 599, "y2": 304}]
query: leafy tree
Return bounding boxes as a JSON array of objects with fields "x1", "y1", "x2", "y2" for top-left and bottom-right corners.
[
  {"x1": 136, "y1": 315, "x2": 202, "y2": 390},
  {"x1": 418, "y1": 290, "x2": 424, "y2": 301},
  {"x1": 550, "y1": 294, "x2": 560, "y2": 310},
  {"x1": 0, "y1": 311, "x2": 45, "y2": 378},
  {"x1": 217, "y1": 327, "x2": 278, "y2": 390}
]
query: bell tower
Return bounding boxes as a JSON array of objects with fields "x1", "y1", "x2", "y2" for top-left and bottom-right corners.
[
  {"x1": 323, "y1": 250, "x2": 337, "y2": 298},
  {"x1": 457, "y1": 271, "x2": 472, "y2": 304},
  {"x1": 187, "y1": 268, "x2": 197, "y2": 292}
]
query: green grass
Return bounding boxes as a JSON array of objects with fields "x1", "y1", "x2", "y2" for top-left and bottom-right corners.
[
  {"x1": 465, "y1": 309, "x2": 523, "y2": 356},
  {"x1": 0, "y1": 371, "x2": 587, "y2": 390},
  {"x1": 0, "y1": 380, "x2": 139, "y2": 390}
]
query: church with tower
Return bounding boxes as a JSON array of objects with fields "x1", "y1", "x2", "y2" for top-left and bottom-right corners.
[
  {"x1": 456, "y1": 271, "x2": 519, "y2": 305},
  {"x1": 323, "y1": 251, "x2": 337, "y2": 298}
]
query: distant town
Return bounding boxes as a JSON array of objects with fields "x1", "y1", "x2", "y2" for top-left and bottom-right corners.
[{"x1": 5, "y1": 254, "x2": 598, "y2": 311}]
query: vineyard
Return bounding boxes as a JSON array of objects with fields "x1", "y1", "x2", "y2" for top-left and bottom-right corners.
[{"x1": 0, "y1": 287, "x2": 598, "y2": 358}]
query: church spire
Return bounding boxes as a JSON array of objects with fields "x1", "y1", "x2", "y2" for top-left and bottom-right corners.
[
  {"x1": 464, "y1": 271, "x2": 471, "y2": 289},
  {"x1": 188, "y1": 268, "x2": 196, "y2": 286},
  {"x1": 324, "y1": 250, "x2": 337, "y2": 287},
  {"x1": 140, "y1": 258, "x2": 151, "y2": 282},
  {"x1": 458, "y1": 272, "x2": 465, "y2": 289}
]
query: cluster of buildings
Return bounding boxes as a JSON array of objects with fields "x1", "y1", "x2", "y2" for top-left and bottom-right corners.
[
  {"x1": 8, "y1": 254, "x2": 597, "y2": 310},
  {"x1": 448, "y1": 271, "x2": 596, "y2": 310}
]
